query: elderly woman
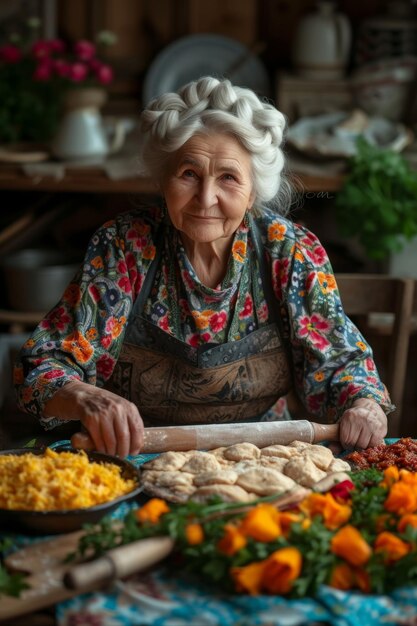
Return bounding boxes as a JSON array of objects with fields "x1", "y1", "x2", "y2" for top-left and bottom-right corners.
[{"x1": 14, "y1": 76, "x2": 391, "y2": 457}]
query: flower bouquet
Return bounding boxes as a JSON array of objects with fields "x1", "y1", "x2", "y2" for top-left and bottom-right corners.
[
  {"x1": 0, "y1": 18, "x2": 116, "y2": 144},
  {"x1": 71, "y1": 465, "x2": 417, "y2": 599}
]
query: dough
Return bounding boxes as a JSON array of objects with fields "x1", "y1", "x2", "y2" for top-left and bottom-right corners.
[
  {"x1": 236, "y1": 467, "x2": 295, "y2": 496},
  {"x1": 284, "y1": 457, "x2": 327, "y2": 487},
  {"x1": 210, "y1": 447, "x2": 227, "y2": 459},
  {"x1": 223, "y1": 442, "x2": 261, "y2": 461},
  {"x1": 329, "y1": 458, "x2": 351, "y2": 472},
  {"x1": 209, "y1": 447, "x2": 235, "y2": 467},
  {"x1": 141, "y1": 470, "x2": 196, "y2": 503},
  {"x1": 233, "y1": 460, "x2": 260, "y2": 474},
  {"x1": 288, "y1": 440, "x2": 312, "y2": 451},
  {"x1": 181, "y1": 451, "x2": 221, "y2": 474},
  {"x1": 192, "y1": 484, "x2": 253, "y2": 503},
  {"x1": 260, "y1": 456, "x2": 288, "y2": 472},
  {"x1": 260, "y1": 444, "x2": 297, "y2": 459},
  {"x1": 141, "y1": 451, "x2": 188, "y2": 471},
  {"x1": 193, "y1": 469, "x2": 238, "y2": 487},
  {"x1": 303, "y1": 445, "x2": 334, "y2": 470}
]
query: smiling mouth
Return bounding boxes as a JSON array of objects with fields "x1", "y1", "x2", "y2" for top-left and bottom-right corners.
[{"x1": 188, "y1": 214, "x2": 221, "y2": 221}]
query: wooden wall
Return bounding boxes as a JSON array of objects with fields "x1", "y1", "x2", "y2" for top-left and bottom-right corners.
[{"x1": 57, "y1": 0, "x2": 387, "y2": 111}]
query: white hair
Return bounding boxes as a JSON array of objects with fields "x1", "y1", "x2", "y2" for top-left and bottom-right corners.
[{"x1": 137, "y1": 76, "x2": 293, "y2": 215}]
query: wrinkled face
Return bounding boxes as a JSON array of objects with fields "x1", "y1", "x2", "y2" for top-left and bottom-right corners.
[{"x1": 161, "y1": 133, "x2": 255, "y2": 245}]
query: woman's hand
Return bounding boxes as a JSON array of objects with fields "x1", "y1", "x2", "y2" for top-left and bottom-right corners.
[
  {"x1": 339, "y1": 397, "x2": 388, "y2": 450},
  {"x1": 44, "y1": 381, "x2": 144, "y2": 457}
]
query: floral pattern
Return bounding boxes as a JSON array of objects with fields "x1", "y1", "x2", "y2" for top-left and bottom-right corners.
[{"x1": 14, "y1": 205, "x2": 392, "y2": 426}]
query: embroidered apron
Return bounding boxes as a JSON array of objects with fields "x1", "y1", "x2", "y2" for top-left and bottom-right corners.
[{"x1": 107, "y1": 216, "x2": 292, "y2": 426}]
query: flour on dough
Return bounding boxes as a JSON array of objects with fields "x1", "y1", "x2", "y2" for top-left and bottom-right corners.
[
  {"x1": 260, "y1": 456, "x2": 288, "y2": 472},
  {"x1": 181, "y1": 451, "x2": 221, "y2": 474},
  {"x1": 236, "y1": 467, "x2": 295, "y2": 496},
  {"x1": 284, "y1": 456, "x2": 327, "y2": 487},
  {"x1": 260, "y1": 444, "x2": 297, "y2": 459},
  {"x1": 192, "y1": 484, "x2": 253, "y2": 503},
  {"x1": 303, "y1": 445, "x2": 334, "y2": 470},
  {"x1": 193, "y1": 469, "x2": 238, "y2": 487},
  {"x1": 223, "y1": 442, "x2": 261, "y2": 461},
  {"x1": 141, "y1": 451, "x2": 188, "y2": 471}
]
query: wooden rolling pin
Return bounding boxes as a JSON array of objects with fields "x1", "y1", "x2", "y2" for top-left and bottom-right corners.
[
  {"x1": 64, "y1": 536, "x2": 175, "y2": 590},
  {"x1": 71, "y1": 420, "x2": 339, "y2": 453}
]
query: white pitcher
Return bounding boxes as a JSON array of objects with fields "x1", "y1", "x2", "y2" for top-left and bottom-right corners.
[
  {"x1": 51, "y1": 88, "x2": 126, "y2": 162},
  {"x1": 292, "y1": 1, "x2": 352, "y2": 80}
]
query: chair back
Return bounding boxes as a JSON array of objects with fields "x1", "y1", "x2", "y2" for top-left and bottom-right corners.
[{"x1": 336, "y1": 273, "x2": 414, "y2": 437}]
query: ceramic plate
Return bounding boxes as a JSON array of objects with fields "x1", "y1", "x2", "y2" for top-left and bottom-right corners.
[
  {"x1": 0, "y1": 144, "x2": 49, "y2": 163},
  {"x1": 142, "y1": 34, "x2": 270, "y2": 104},
  {"x1": 286, "y1": 111, "x2": 413, "y2": 159}
]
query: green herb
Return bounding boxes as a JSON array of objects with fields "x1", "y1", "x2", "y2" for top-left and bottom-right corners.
[
  {"x1": 0, "y1": 539, "x2": 29, "y2": 598},
  {"x1": 335, "y1": 138, "x2": 417, "y2": 260},
  {"x1": 67, "y1": 467, "x2": 417, "y2": 598},
  {"x1": 0, "y1": 565, "x2": 28, "y2": 598}
]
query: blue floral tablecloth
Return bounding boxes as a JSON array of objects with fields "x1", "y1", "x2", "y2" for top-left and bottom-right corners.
[{"x1": 7, "y1": 439, "x2": 417, "y2": 626}]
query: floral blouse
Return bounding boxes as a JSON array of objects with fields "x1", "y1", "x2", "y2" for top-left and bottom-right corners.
[{"x1": 14, "y1": 205, "x2": 393, "y2": 428}]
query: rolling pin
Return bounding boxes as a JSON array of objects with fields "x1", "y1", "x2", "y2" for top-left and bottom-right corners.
[
  {"x1": 71, "y1": 420, "x2": 339, "y2": 453},
  {"x1": 64, "y1": 536, "x2": 174, "y2": 590}
]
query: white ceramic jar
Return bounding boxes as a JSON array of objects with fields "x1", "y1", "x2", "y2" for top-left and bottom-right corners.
[{"x1": 292, "y1": 1, "x2": 352, "y2": 80}]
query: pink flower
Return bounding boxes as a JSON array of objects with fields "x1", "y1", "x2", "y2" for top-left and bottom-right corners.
[
  {"x1": 257, "y1": 302, "x2": 269, "y2": 323},
  {"x1": 88, "y1": 284, "x2": 101, "y2": 303},
  {"x1": 96, "y1": 354, "x2": 116, "y2": 380},
  {"x1": 159, "y1": 315, "x2": 170, "y2": 331},
  {"x1": 101, "y1": 335, "x2": 112, "y2": 349},
  {"x1": 330, "y1": 480, "x2": 354, "y2": 502},
  {"x1": 33, "y1": 61, "x2": 53, "y2": 81},
  {"x1": 95, "y1": 63, "x2": 113, "y2": 85},
  {"x1": 305, "y1": 245, "x2": 328, "y2": 267},
  {"x1": 117, "y1": 260, "x2": 128, "y2": 274},
  {"x1": 365, "y1": 357, "x2": 375, "y2": 371},
  {"x1": 298, "y1": 313, "x2": 332, "y2": 350},
  {"x1": 68, "y1": 62, "x2": 88, "y2": 82},
  {"x1": 239, "y1": 294, "x2": 253, "y2": 319},
  {"x1": 209, "y1": 311, "x2": 227, "y2": 333},
  {"x1": 187, "y1": 333, "x2": 200, "y2": 347},
  {"x1": 272, "y1": 258, "x2": 290, "y2": 299},
  {"x1": 43, "y1": 370, "x2": 65, "y2": 380},
  {"x1": 117, "y1": 276, "x2": 131, "y2": 293},
  {"x1": 338, "y1": 383, "x2": 364, "y2": 407},
  {"x1": 40, "y1": 306, "x2": 71, "y2": 332},
  {"x1": 31, "y1": 40, "x2": 51, "y2": 59},
  {"x1": 74, "y1": 40, "x2": 96, "y2": 61},
  {"x1": 49, "y1": 39, "x2": 66, "y2": 54},
  {"x1": 53, "y1": 59, "x2": 70, "y2": 77},
  {"x1": 307, "y1": 392, "x2": 326, "y2": 413},
  {"x1": 0, "y1": 44, "x2": 22, "y2": 63}
]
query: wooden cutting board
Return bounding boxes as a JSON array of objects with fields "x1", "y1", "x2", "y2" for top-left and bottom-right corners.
[{"x1": 0, "y1": 532, "x2": 174, "y2": 622}]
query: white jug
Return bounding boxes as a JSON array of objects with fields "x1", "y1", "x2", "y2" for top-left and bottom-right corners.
[
  {"x1": 292, "y1": 1, "x2": 352, "y2": 80},
  {"x1": 51, "y1": 88, "x2": 126, "y2": 162}
]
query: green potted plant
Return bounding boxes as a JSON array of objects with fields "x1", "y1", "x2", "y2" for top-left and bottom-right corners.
[{"x1": 335, "y1": 138, "x2": 417, "y2": 265}]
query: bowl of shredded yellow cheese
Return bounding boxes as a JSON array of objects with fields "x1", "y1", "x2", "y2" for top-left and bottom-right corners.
[{"x1": 0, "y1": 447, "x2": 142, "y2": 534}]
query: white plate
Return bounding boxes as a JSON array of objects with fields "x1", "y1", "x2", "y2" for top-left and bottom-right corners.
[
  {"x1": 143, "y1": 34, "x2": 270, "y2": 104},
  {"x1": 287, "y1": 111, "x2": 413, "y2": 159}
]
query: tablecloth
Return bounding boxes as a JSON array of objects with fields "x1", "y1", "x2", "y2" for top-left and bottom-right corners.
[{"x1": 6, "y1": 440, "x2": 417, "y2": 626}]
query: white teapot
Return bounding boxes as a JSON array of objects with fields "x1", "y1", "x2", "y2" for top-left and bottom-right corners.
[
  {"x1": 51, "y1": 88, "x2": 126, "y2": 162},
  {"x1": 292, "y1": 1, "x2": 352, "y2": 80}
]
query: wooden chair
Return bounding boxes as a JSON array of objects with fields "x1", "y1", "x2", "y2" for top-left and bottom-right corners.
[{"x1": 335, "y1": 273, "x2": 415, "y2": 438}]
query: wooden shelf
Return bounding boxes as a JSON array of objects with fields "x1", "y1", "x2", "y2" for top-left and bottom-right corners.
[{"x1": 0, "y1": 163, "x2": 344, "y2": 194}]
